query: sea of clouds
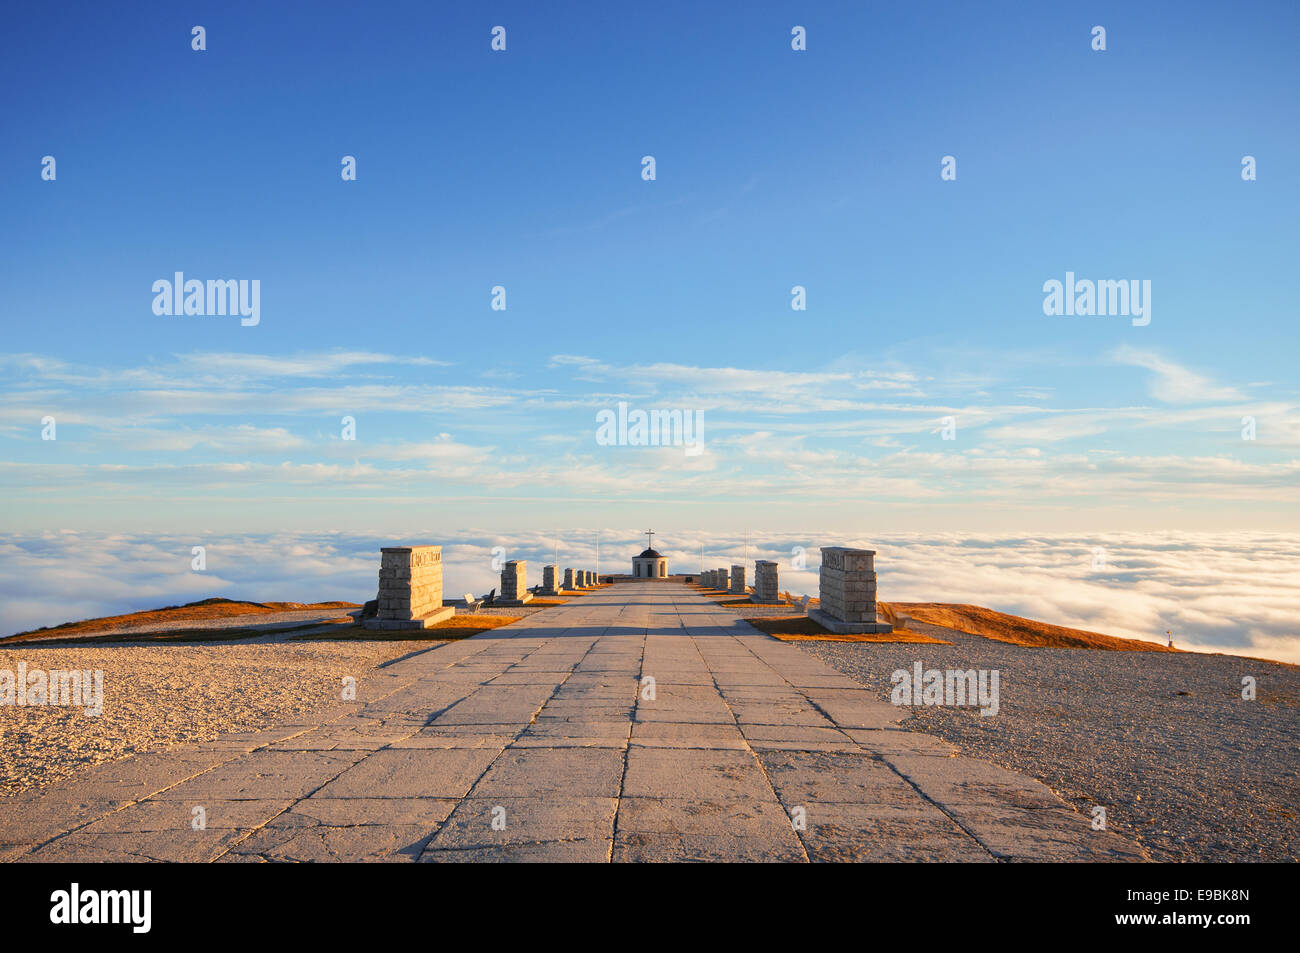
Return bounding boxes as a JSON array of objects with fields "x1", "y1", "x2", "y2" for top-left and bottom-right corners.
[{"x1": 1, "y1": 530, "x2": 1296, "y2": 664}]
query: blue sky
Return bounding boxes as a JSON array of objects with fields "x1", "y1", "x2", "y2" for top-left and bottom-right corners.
[{"x1": 1, "y1": 0, "x2": 1297, "y2": 537}]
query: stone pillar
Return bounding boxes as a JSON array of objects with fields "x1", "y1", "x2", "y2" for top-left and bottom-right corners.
[
  {"x1": 540, "y1": 564, "x2": 560, "y2": 597},
  {"x1": 716, "y1": 568, "x2": 729, "y2": 590},
  {"x1": 729, "y1": 564, "x2": 745, "y2": 594},
  {"x1": 364, "y1": 545, "x2": 455, "y2": 630},
  {"x1": 702, "y1": 570, "x2": 713, "y2": 588},
  {"x1": 751, "y1": 560, "x2": 781, "y2": 603},
  {"x1": 498, "y1": 560, "x2": 533, "y2": 605},
  {"x1": 563, "y1": 568, "x2": 576, "y2": 590},
  {"x1": 808, "y1": 547, "x2": 892, "y2": 634}
]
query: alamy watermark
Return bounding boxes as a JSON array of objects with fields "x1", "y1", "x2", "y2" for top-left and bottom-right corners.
[
  {"x1": 152, "y1": 272, "x2": 260, "y2": 326},
  {"x1": 1042, "y1": 271, "x2": 1150, "y2": 326},
  {"x1": 891, "y1": 661, "x2": 999, "y2": 716},
  {"x1": 50, "y1": 883, "x2": 150, "y2": 933},
  {"x1": 1, "y1": 664, "x2": 103, "y2": 716},
  {"x1": 595, "y1": 401, "x2": 703, "y2": 456}
]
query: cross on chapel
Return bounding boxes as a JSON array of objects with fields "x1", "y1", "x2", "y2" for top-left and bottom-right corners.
[{"x1": 633, "y1": 529, "x2": 667, "y2": 579}]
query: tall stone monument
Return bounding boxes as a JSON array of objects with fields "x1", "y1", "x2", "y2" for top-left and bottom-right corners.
[
  {"x1": 498, "y1": 560, "x2": 533, "y2": 606},
  {"x1": 729, "y1": 564, "x2": 745, "y2": 594},
  {"x1": 751, "y1": 560, "x2": 782, "y2": 604},
  {"x1": 363, "y1": 545, "x2": 455, "y2": 630},
  {"x1": 808, "y1": 547, "x2": 892, "y2": 634}
]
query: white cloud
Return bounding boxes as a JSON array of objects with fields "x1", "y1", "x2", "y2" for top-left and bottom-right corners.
[
  {"x1": 171, "y1": 351, "x2": 449, "y2": 379},
  {"x1": 1113, "y1": 346, "x2": 1243, "y2": 404}
]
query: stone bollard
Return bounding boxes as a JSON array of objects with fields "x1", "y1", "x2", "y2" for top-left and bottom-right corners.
[
  {"x1": 539, "y1": 564, "x2": 561, "y2": 597},
  {"x1": 808, "y1": 547, "x2": 892, "y2": 634},
  {"x1": 498, "y1": 560, "x2": 533, "y2": 606},
  {"x1": 751, "y1": 560, "x2": 782, "y2": 603},
  {"x1": 364, "y1": 545, "x2": 455, "y2": 630},
  {"x1": 563, "y1": 568, "x2": 576, "y2": 591},
  {"x1": 716, "y1": 567, "x2": 729, "y2": 591},
  {"x1": 729, "y1": 564, "x2": 745, "y2": 594}
]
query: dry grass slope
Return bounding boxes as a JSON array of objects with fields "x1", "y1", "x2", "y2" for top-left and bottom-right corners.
[
  {"x1": 3, "y1": 597, "x2": 360, "y2": 643},
  {"x1": 880, "y1": 601, "x2": 1178, "y2": 652}
]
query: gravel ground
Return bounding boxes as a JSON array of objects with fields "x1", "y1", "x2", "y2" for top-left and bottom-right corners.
[
  {"x1": 0, "y1": 599, "x2": 579, "y2": 795},
  {"x1": 0, "y1": 637, "x2": 432, "y2": 795},
  {"x1": 800, "y1": 622, "x2": 1300, "y2": 862}
]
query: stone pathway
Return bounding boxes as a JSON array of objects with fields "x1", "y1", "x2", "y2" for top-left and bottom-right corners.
[{"x1": 0, "y1": 582, "x2": 1147, "y2": 862}]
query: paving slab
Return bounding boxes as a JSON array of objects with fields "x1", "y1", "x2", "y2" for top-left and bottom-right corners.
[
  {"x1": 3, "y1": 580, "x2": 1148, "y2": 862},
  {"x1": 422, "y1": 796, "x2": 617, "y2": 855},
  {"x1": 150, "y1": 750, "x2": 367, "y2": 801},
  {"x1": 313, "y1": 748, "x2": 501, "y2": 799},
  {"x1": 78, "y1": 798, "x2": 294, "y2": 833},
  {"x1": 421, "y1": 838, "x2": 612, "y2": 863},
  {"x1": 613, "y1": 831, "x2": 807, "y2": 863},
  {"x1": 228, "y1": 822, "x2": 435, "y2": 862},
  {"x1": 469, "y1": 747, "x2": 625, "y2": 798}
]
